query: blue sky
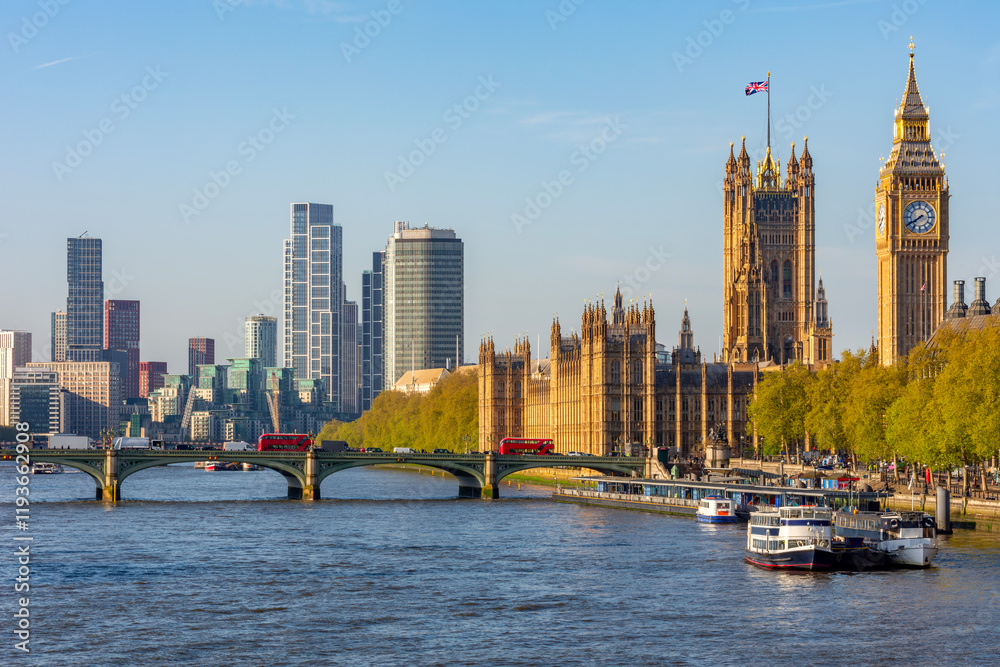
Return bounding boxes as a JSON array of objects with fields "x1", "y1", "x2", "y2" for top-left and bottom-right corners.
[{"x1": 1, "y1": 0, "x2": 998, "y2": 373}]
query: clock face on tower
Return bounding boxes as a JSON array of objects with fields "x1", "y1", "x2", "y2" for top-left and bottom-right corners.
[
  {"x1": 877, "y1": 204, "x2": 886, "y2": 235},
  {"x1": 903, "y1": 201, "x2": 936, "y2": 234}
]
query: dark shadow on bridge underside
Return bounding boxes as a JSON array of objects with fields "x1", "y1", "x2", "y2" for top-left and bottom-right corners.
[{"x1": 315, "y1": 460, "x2": 486, "y2": 499}]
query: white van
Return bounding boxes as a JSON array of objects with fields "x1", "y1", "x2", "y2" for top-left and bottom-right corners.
[
  {"x1": 223, "y1": 441, "x2": 254, "y2": 452},
  {"x1": 393, "y1": 447, "x2": 416, "y2": 454},
  {"x1": 112, "y1": 437, "x2": 152, "y2": 450}
]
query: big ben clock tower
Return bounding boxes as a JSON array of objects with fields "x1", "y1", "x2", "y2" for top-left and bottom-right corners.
[{"x1": 876, "y1": 39, "x2": 949, "y2": 366}]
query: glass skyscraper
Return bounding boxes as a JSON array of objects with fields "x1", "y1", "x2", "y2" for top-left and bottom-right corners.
[
  {"x1": 66, "y1": 237, "x2": 104, "y2": 362},
  {"x1": 245, "y1": 315, "x2": 278, "y2": 370},
  {"x1": 361, "y1": 251, "x2": 384, "y2": 411},
  {"x1": 383, "y1": 222, "x2": 464, "y2": 390},
  {"x1": 104, "y1": 299, "x2": 140, "y2": 399},
  {"x1": 283, "y1": 203, "x2": 343, "y2": 408}
]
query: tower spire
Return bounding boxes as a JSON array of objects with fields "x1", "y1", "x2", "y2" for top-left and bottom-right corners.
[{"x1": 899, "y1": 36, "x2": 927, "y2": 121}]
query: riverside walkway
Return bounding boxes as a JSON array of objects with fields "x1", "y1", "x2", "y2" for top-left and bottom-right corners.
[{"x1": 10, "y1": 449, "x2": 647, "y2": 501}]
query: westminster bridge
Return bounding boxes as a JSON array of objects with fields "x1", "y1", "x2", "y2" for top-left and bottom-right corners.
[{"x1": 14, "y1": 449, "x2": 649, "y2": 501}]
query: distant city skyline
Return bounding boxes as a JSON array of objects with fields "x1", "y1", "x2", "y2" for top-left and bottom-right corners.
[{"x1": 2, "y1": 2, "x2": 999, "y2": 373}]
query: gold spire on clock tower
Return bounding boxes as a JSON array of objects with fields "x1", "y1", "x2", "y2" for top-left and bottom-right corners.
[{"x1": 875, "y1": 38, "x2": 950, "y2": 366}]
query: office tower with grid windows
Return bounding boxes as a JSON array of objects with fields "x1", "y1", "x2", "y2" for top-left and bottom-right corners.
[
  {"x1": 383, "y1": 222, "x2": 464, "y2": 390},
  {"x1": 361, "y1": 251, "x2": 385, "y2": 412},
  {"x1": 66, "y1": 237, "x2": 104, "y2": 362},
  {"x1": 283, "y1": 203, "x2": 343, "y2": 408},
  {"x1": 51, "y1": 311, "x2": 66, "y2": 362},
  {"x1": 104, "y1": 300, "x2": 140, "y2": 399},
  {"x1": 139, "y1": 361, "x2": 167, "y2": 398},
  {"x1": 245, "y1": 315, "x2": 278, "y2": 370},
  {"x1": 188, "y1": 338, "x2": 215, "y2": 378}
]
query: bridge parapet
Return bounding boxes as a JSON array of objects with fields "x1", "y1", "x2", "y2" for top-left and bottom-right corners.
[{"x1": 13, "y1": 450, "x2": 645, "y2": 501}]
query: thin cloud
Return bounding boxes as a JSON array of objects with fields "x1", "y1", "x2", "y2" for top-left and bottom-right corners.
[
  {"x1": 33, "y1": 57, "x2": 76, "y2": 70},
  {"x1": 32, "y1": 53, "x2": 98, "y2": 70}
]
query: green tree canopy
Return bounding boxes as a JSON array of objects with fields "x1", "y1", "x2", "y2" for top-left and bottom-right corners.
[
  {"x1": 317, "y1": 370, "x2": 478, "y2": 452},
  {"x1": 747, "y1": 362, "x2": 812, "y2": 455}
]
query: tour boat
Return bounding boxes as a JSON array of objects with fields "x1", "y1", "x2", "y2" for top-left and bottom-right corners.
[
  {"x1": 745, "y1": 506, "x2": 836, "y2": 570},
  {"x1": 30, "y1": 462, "x2": 64, "y2": 474},
  {"x1": 696, "y1": 496, "x2": 738, "y2": 523},
  {"x1": 204, "y1": 461, "x2": 239, "y2": 471},
  {"x1": 834, "y1": 510, "x2": 937, "y2": 568}
]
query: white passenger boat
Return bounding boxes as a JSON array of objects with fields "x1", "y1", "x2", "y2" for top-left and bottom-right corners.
[
  {"x1": 31, "y1": 462, "x2": 64, "y2": 474},
  {"x1": 746, "y1": 506, "x2": 836, "y2": 570},
  {"x1": 696, "y1": 496, "x2": 737, "y2": 523},
  {"x1": 833, "y1": 510, "x2": 937, "y2": 568}
]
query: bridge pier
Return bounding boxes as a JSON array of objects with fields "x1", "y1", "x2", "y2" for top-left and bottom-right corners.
[
  {"x1": 302, "y1": 450, "x2": 321, "y2": 501},
  {"x1": 102, "y1": 449, "x2": 120, "y2": 502},
  {"x1": 482, "y1": 452, "x2": 498, "y2": 500}
]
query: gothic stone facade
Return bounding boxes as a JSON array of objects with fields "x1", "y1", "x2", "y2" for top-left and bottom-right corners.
[
  {"x1": 722, "y1": 135, "x2": 833, "y2": 366},
  {"x1": 876, "y1": 44, "x2": 950, "y2": 366},
  {"x1": 479, "y1": 290, "x2": 759, "y2": 456}
]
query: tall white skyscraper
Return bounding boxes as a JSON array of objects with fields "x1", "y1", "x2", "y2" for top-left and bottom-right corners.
[
  {"x1": 383, "y1": 222, "x2": 464, "y2": 389},
  {"x1": 283, "y1": 203, "x2": 343, "y2": 407},
  {"x1": 245, "y1": 315, "x2": 278, "y2": 369}
]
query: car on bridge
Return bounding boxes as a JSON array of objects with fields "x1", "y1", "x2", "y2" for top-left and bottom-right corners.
[
  {"x1": 432, "y1": 448, "x2": 451, "y2": 454},
  {"x1": 363, "y1": 447, "x2": 383, "y2": 453},
  {"x1": 567, "y1": 451, "x2": 587, "y2": 457}
]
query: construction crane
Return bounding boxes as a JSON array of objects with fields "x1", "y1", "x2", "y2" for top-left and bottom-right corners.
[{"x1": 265, "y1": 372, "x2": 280, "y2": 433}]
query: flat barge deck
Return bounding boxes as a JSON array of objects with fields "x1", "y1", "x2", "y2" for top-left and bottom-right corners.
[{"x1": 554, "y1": 476, "x2": 890, "y2": 517}]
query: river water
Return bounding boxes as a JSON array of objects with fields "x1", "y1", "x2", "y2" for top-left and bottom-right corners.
[{"x1": 2, "y1": 463, "x2": 999, "y2": 666}]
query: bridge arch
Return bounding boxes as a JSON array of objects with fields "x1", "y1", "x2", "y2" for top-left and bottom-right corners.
[{"x1": 315, "y1": 459, "x2": 487, "y2": 498}]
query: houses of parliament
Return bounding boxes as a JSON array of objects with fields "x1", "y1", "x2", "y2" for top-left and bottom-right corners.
[{"x1": 479, "y1": 44, "x2": 949, "y2": 455}]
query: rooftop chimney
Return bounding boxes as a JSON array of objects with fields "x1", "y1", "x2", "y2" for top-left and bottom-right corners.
[
  {"x1": 946, "y1": 280, "x2": 968, "y2": 320},
  {"x1": 968, "y1": 276, "x2": 992, "y2": 317}
]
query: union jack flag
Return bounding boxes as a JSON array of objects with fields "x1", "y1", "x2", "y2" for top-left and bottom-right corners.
[{"x1": 745, "y1": 81, "x2": 768, "y2": 96}]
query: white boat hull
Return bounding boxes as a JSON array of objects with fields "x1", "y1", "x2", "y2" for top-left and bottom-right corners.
[{"x1": 883, "y1": 540, "x2": 937, "y2": 567}]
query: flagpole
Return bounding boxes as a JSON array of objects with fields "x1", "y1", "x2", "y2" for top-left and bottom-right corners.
[{"x1": 766, "y1": 71, "x2": 771, "y2": 149}]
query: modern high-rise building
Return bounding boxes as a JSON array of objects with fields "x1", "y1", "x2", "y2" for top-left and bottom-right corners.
[
  {"x1": 66, "y1": 237, "x2": 104, "y2": 362},
  {"x1": 283, "y1": 203, "x2": 343, "y2": 407},
  {"x1": 6, "y1": 367, "x2": 60, "y2": 434},
  {"x1": 228, "y1": 357, "x2": 263, "y2": 410},
  {"x1": 0, "y1": 331, "x2": 33, "y2": 425},
  {"x1": 27, "y1": 361, "x2": 120, "y2": 439},
  {"x1": 0, "y1": 331, "x2": 32, "y2": 380},
  {"x1": 383, "y1": 222, "x2": 464, "y2": 389},
  {"x1": 876, "y1": 43, "x2": 949, "y2": 366},
  {"x1": 104, "y1": 300, "x2": 140, "y2": 399},
  {"x1": 341, "y1": 297, "x2": 359, "y2": 415},
  {"x1": 188, "y1": 338, "x2": 215, "y2": 378},
  {"x1": 245, "y1": 315, "x2": 277, "y2": 370},
  {"x1": 51, "y1": 311, "x2": 66, "y2": 362},
  {"x1": 139, "y1": 361, "x2": 168, "y2": 398},
  {"x1": 361, "y1": 251, "x2": 385, "y2": 411}
]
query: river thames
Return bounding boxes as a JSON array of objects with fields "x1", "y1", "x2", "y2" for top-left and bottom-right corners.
[{"x1": 3, "y1": 463, "x2": 999, "y2": 666}]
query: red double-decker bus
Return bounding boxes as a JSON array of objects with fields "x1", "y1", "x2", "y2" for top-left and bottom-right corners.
[
  {"x1": 498, "y1": 438, "x2": 554, "y2": 455},
  {"x1": 258, "y1": 433, "x2": 312, "y2": 452}
]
